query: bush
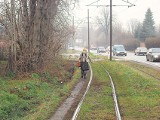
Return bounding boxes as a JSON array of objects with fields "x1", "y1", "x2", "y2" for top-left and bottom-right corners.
[
  {"x1": 0, "y1": 91, "x2": 30, "y2": 120},
  {"x1": 124, "y1": 39, "x2": 140, "y2": 51},
  {"x1": 6, "y1": 71, "x2": 16, "y2": 79},
  {"x1": 145, "y1": 37, "x2": 160, "y2": 48},
  {"x1": 40, "y1": 71, "x2": 59, "y2": 84},
  {"x1": 31, "y1": 73, "x2": 40, "y2": 79}
]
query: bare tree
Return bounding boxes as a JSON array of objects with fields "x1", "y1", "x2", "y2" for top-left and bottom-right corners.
[
  {"x1": 95, "y1": 7, "x2": 117, "y2": 47},
  {"x1": 0, "y1": 0, "x2": 76, "y2": 74},
  {"x1": 127, "y1": 19, "x2": 139, "y2": 35},
  {"x1": 96, "y1": 8, "x2": 110, "y2": 36}
]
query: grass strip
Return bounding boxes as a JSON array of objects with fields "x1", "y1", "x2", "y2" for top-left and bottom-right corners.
[
  {"x1": 77, "y1": 60, "x2": 160, "y2": 120},
  {"x1": 103, "y1": 61, "x2": 160, "y2": 120},
  {"x1": 21, "y1": 69, "x2": 81, "y2": 120},
  {"x1": 0, "y1": 63, "x2": 81, "y2": 120},
  {"x1": 120, "y1": 61, "x2": 160, "y2": 80},
  {"x1": 77, "y1": 62, "x2": 116, "y2": 120}
]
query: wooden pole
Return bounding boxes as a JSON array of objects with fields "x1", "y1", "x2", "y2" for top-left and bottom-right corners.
[{"x1": 110, "y1": 0, "x2": 112, "y2": 61}]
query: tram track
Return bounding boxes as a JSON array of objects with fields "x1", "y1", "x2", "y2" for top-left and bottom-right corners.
[
  {"x1": 72, "y1": 62, "x2": 122, "y2": 120},
  {"x1": 114, "y1": 57, "x2": 160, "y2": 80},
  {"x1": 51, "y1": 59, "x2": 160, "y2": 120},
  {"x1": 71, "y1": 59, "x2": 160, "y2": 120},
  {"x1": 124, "y1": 60, "x2": 160, "y2": 81},
  {"x1": 100, "y1": 64, "x2": 122, "y2": 120},
  {"x1": 72, "y1": 63, "x2": 93, "y2": 120}
]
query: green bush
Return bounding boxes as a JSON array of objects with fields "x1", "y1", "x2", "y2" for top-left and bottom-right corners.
[
  {"x1": 6, "y1": 71, "x2": 16, "y2": 79},
  {"x1": 35, "y1": 72, "x2": 59, "y2": 84},
  {"x1": 41, "y1": 82, "x2": 49, "y2": 89},
  {"x1": 21, "y1": 82, "x2": 39, "y2": 99},
  {"x1": 0, "y1": 91, "x2": 30, "y2": 120},
  {"x1": 31, "y1": 73, "x2": 40, "y2": 79}
]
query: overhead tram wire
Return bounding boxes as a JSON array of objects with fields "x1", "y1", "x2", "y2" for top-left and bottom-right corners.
[
  {"x1": 86, "y1": 4, "x2": 134, "y2": 7},
  {"x1": 86, "y1": 0, "x2": 136, "y2": 61},
  {"x1": 113, "y1": 0, "x2": 138, "y2": 16},
  {"x1": 86, "y1": 0, "x2": 136, "y2": 7},
  {"x1": 74, "y1": 5, "x2": 99, "y2": 24},
  {"x1": 74, "y1": 7, "x2": 99, "y2": 29},
  {"x1": 133, "y1": 0, "x2": 138, "y2": 4},
  {"x1": 86, "y1": 0, "x2": 101, "y2": 7},
  {"x1": 121, "y1": 0, "x2": 136, "y2": 7}
]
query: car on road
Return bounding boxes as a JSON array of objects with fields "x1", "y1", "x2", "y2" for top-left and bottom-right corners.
[
  {"x1": 90, "y1": 47, "x2": 97, "y2": 50},
  {"x1": 97, "y1": 46, "x2": 106, "y2": 53},
  {"x1": 90, "y1": 47, "x2": 97, "y2": 54},
  {"x1": 112, "y1": 45, "x2": 127, "y2": 56},
  {"x1": 146, "y1": 48, "x2": 160, "y2": 62},
  {"x1": 135, "y1": 47, "x2": 147, "y2": 55}
]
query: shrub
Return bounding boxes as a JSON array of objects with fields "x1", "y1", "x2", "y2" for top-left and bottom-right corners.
[
  {"x1": 124, "y1": 39, "x2": 140, "y2": 51},
  {"x1": 0, "y1": 91, "x2": 30, "y2": 120},
  {"x1": 145, "y1": 37, "x2": 160, "y2": 48},
  {"x1": 6, "y1": 71, "x2": 16, "y2": 79},
  {"x1": 31, "y1": 73, "x2": 40, "y2": 79}
]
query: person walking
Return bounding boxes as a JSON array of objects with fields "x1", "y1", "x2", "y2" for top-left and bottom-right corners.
[{"x1": 79, "y1": 48, "x2": 91, "y2": 79}]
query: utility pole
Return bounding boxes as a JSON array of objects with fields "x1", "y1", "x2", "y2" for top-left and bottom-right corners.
[
  {"x1": 86, "y1": 0, "x2": 135, "y2": 61},
  {"x1": 88, "y1": 9, "x2": 90, "y2": 53},
  {"x1": 110, "y1": 0, "x2": 112, "y2": 61},
  {"x1": 73, "y1": 16, "x2": 75, "y2": 48}
]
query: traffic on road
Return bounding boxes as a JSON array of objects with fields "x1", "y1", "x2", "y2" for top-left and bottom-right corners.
[{"x1": 89, "y1": 46, "x2": 160, "y2": 68}]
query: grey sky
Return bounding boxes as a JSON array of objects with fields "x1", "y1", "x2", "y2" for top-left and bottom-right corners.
[
  {"x1": 74, "y1": 0, "x2": 160, "y2": 29},
  {"x1": 115, "y1": 0, "x2": 160, "y2": 27}
]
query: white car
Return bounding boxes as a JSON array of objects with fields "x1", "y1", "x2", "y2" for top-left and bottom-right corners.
[
  {"x1": 135, "y1": 47, "x2": 147, "y2": 56},
  {"x1": 97, "y1": 47, "x2": 106, "y2": 53}
]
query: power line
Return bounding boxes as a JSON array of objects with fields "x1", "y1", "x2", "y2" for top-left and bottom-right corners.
[
  {"x1": 87, "y1": 0, "x2": 101, "y2": 6},
  {"x1": 121, "y1": 0, "x2": 135, "y2": 7},
  {"x1": 86, "y1": 0, "x2": 136, "y2": 61},
  {"x1": 86, "y1": 4, "x2": 134, "y2": 7},
  {"x1": 86, "y1": 0, "x2": 136, "y2": 7}
]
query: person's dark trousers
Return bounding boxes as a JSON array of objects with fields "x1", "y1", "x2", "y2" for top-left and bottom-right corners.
[
  {"x1": 80, "y1": 62, "x2": 86, "y2": 79},
  {"x1": 80, "y1": 62, "x2": 89, "y2": 79},
  {"x1": 81, "y1": 69, "x2": 87, "y2": 79}
]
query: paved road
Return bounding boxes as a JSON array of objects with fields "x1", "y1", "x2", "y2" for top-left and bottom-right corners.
[
  {"x1": 90, "y1": 50, "x2": 160, "y2": 68},
  {"x1": 67, "y1": 49, "x2": 160, "y2": 68},
  {"x1": 113, "y1": 52, "x2": 160, "y2": 68}
]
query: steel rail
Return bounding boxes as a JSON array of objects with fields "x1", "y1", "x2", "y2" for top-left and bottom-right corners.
[
  {"x1": 72, "y1": 61, "x2": 122, "y2": 120},
  {"x1": 101, "y1": 64, "x2": 122, "y2": 120},
  {"x1": 72, "y1": 63, "x2": 93, "y2": 120},
  {"x1": 129, "y1": 60, "x2": 160, "y2": 81}
]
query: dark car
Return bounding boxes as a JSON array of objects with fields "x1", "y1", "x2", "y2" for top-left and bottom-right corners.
[
  {"x1": 97, "y1": 47, "x2": 106, "y2": 53},
  {"x1": 135, "y1": 47, "x2": 147, "y2": 56},
  {"x1": 113, "y1": 45, "x2": 127, "y2": 56},
  {"x1": 146, "y1": 48, "x2": 160, "y2": 62}
]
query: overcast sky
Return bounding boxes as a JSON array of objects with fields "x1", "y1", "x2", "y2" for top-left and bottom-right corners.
[
  {"x1": 73, "y1": 0, "x2": 160, "y2": 29},
  {"x1": 114, "y1": 0, "x2": 160, "y2": 26}
]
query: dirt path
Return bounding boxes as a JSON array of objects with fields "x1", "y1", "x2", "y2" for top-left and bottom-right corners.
[{"x1": 49, "y1": 79, "x2": 85, "y2": 120}]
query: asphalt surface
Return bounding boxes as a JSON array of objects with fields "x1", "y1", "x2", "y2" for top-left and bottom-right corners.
[
  {"x1": 113, "y1": 52, "x2": 160, "y2": 68},
  {"x1": 90, "y1": 50, "x2": 160, "y2": 68}
]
